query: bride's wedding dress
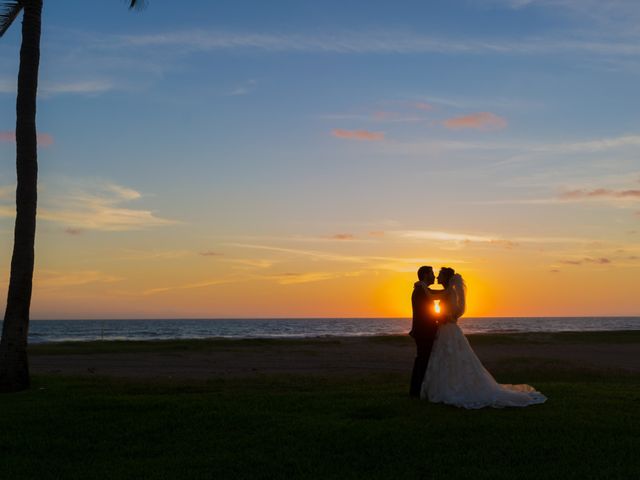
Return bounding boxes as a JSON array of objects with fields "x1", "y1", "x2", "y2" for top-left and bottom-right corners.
[{"x1": 421, "y1": 275, "x2": 547, "y2": 409}]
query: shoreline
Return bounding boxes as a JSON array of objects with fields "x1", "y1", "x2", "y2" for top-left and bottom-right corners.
[{"x1": 27, "y1": 329, "x2": 640, "y2": 346}]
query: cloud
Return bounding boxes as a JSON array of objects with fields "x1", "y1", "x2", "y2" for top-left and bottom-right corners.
[
  {"x1": 270, "y1": 272, "x2": 346, "y2": 285},
  {"x1": 64, "y1": 227, "x2": 83, "y2": 235},
  {"x1": 0, "y1": 131, "x2": 54, "y2": 146},
  {"x1": 42, "y1": 80, "x2": 115, "y2": 96},
  {"x1": 143, "y1": 277, "x2": 239, "y2": 295},
  {"x1": 369, "y1": 231, "x2": 385, "y2": 237},
  {"x1": 370, "y1": 111, "x2": 423, "y2": 123},
  {"x1": 559, "y1": 257, "x2": 612, "y2": 266},
  {"x1": 227, "y1": 79, "x2": 256, "y2": 96},
  {"x1": 414, "y1": 102, "x2": 433, "y2": 110},
  {"x1": 331, "y1": 129, "x2": 385, "y2": 141},
  {"x1": 0, "y1": 78, "x2": 14, "y2": 93},
  {"x1": 396, "y1": 230, "x2": 499, "y2": 243},
  {"x1": 329, "y1": 233, "x2": 355, "y2": 240},
  {"x1": 230, "y1": 242, "x2": 464, "y2": 273},
  {"x1": 442, "y1": 112, "x2": 507, "y2": 131},
  {"x1": 545, "y1": 135, "x2": 640, "y2": 153},
  {"x1": 372, "y1": 111, "x2": 395, "y2": 120},
  {"x1": 199, "y1": 250, "x2": 223, "y2": 256},
  {"x1": 113, "y1": 29, "x2": 640, "y2": 58},
  {"x1": 0, "y1": 178, "x2": 175, "y2": 231},
  {"x1": 0, "y1": 185, "x2": 13, "y2": 200},
  {"x1": 227, "y1": 258, "x2": 274, "y2": 269},
  {"x1": 559, "y1": 188, "x2": 640, "y2": 200},
  {"x1": 403, "y1": 230, "x2": 518, "y2": 248},
  {"x1": 391, "y1": 229, "x2": 587, "y2": 246},
  {"x1": 0, "y1": 78, "x2": 115, "y2": 96},
  {"x1": 117, "y1": 249, "x2": 191, "y2": 260},
  {"x1": 35, "y1": 270, "x2": 121, "y2": 289}
]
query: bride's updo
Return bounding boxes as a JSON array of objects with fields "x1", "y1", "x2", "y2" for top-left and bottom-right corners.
[{"x1": 438, "y1": 267, "x2": 455, "y2": 287}]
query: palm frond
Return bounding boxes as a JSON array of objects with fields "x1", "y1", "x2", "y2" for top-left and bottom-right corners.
[
  {"x1": 0, "y1": 1, "x2": 22, "y2": 38},
  {"x1": 129, "y1": 0, "x2": 147, "y2": 10}
]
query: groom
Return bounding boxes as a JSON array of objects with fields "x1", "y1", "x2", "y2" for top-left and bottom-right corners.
[{"x1": 409, "y1": 265, "x2": 441, "y2": 397}]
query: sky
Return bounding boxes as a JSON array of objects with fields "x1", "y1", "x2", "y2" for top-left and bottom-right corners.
[{"x1": 0, "y1": 0, "x2": 639, "y2": 319}]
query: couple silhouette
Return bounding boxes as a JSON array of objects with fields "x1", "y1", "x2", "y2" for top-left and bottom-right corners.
[{"x1": 408, "y1": 265, "x2": 547, "y2": 409}]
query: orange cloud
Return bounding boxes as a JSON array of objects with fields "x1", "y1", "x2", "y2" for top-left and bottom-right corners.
[
  {"x1": 330, "y1": 233, "x2": 354, "y2": 240},
  {"x1": 442, "y1": 112, "x2": 507, "y2": 131},
  {"x1": 559, "y1": 257, "x2": 611, "y2": 266},
  {"x1": 0, "y1": 131, "x2": 54, "y2": 146},
  {"x1": 414, "y1": 102, "x2": 433, "y2": 110},
  {"x1": 560, "y1": 188, "x2": 640, "y2": 200},
  {"x1": 199, "y1": 251, "x2": 223, "y2": 256},
  {"x1": 369, "y1": 231, "x2": 385, "y2": 237},
  {"x1": 332, "y1": 129, "x2": 384, "y2": 141}
]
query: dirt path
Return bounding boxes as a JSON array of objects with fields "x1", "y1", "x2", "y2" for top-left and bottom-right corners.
[{"x1": 29, "y1": 337, "x2": 640, "y2": 379}]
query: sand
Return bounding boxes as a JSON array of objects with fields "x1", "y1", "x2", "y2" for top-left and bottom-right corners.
[{"x1": 28, "y1": 333, "x2": 640, "y2": 379}]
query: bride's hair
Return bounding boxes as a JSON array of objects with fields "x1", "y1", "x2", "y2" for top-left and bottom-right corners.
[
  {"x1": 439, "y1": 267, "x2": 455, "y2": 286},
  {"x1": 450, "y1": 273, "x2": 466, "y2": 318}
]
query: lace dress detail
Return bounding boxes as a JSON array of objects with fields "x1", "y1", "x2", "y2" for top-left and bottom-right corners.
[{"x1": 420, "y1": 323, "x2": 547, "y2": 409}]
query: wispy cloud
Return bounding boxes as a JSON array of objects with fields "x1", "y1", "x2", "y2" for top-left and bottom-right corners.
[
  {"x1": 559, "y1": 188, "x2": 640, "y2": 200},
  {"x1": 558, "y1": 257, "x2": 612, "y2": 266},
  {"x1": 0, "y1": 131, "x2": 54, "y2": 146},
  {"x1": 117, "y1": 249, "x2": 192, "y2": 261},
  {"x1": 269, "y1": 271, "x2": 356, "y2": 285},
  {"x1": 541, "y1": 135, "x2": 640, "y2": 153},
  {"x1": 230, "y1": 242, "x2": 464, "y2": 273},
  {"x1": 0, "y1": 78, "x2": 115, "y2": 96},
  {"x1": 199, "y1": 250, "x2": 223, "y2": 257},
  {"x1": 329, "y1": 233, "x2": 355, "y2": 240},
  {"x1": 41, "y1": 80, "x2": 115, "y2": 96},
  {"x1": 143, "y1": 277, "x2": 239, "y2": 295},
  {"x1": 331, "y1": 129, "x2": 384, "y2": 141},
  {"x1": 0, "y1": 178, "x2": 175, "y2": 231},
  {"x1": 113, "y1": 29, "x2": 640, "y2": 58},
  {"x1": 414, "y1": 102, "x2": 434, "y2": 111},
  {"x1": 442, "y1": 112, "x2": 507, "y2": 131},
  {"x1": 227, "y1": 79, "x2": 256, "y2": 96},
  {"x1": 35, "y1": 270, "x2": 122, "y2": 289},
  {"x1": 391, "y1": 229, "x2": 586, "y2": 246}
]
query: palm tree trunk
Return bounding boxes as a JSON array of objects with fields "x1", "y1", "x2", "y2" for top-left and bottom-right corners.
[{"x1": 0, "y1": 0, "x2": 42, "y2": 393}]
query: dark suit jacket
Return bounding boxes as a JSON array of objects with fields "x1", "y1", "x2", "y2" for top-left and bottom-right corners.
[{"x1": 409, "y1": 283, "x2": 438, "y2": 343}]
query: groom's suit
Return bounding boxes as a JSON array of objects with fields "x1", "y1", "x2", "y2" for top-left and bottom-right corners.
[{"x1": 409, "y1": 282, "x2": 439, "y2": 397}]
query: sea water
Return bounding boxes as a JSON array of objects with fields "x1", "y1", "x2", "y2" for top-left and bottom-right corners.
[{"x1": 21, "y1": 317, "x2": 640, "y2": 343}]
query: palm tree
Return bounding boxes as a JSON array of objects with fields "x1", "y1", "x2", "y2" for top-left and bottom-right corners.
[{"x1": 0, "y1": 0, "x2": 143, "y2": 393}]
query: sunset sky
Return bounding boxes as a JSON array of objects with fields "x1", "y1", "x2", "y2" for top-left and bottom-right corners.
[{"x1": 0, "y1": 0, "x2": 639, "y2": 318}]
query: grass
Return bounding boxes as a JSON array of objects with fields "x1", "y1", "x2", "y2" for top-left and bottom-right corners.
[{"x1": 0, "y1": 368, "x2": 638, "y2": 479}]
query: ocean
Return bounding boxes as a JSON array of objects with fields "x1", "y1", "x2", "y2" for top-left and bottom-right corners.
[{"x1": 21, "y1": 317, "x2": 640, "y2": 343}]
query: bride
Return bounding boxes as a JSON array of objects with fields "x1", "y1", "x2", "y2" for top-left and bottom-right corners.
[{"x1": 421, "y1": 268, "x2": 547, "y2": 409}]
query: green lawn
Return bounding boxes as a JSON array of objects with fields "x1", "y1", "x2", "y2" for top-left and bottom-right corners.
[{"x1": 1, "y1": 368, "x2": 638, "y2": 479}]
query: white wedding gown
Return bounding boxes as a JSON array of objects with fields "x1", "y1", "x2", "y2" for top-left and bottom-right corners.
[{"x1": 420, "y1": 276, "x2": 547, "y2": 409}]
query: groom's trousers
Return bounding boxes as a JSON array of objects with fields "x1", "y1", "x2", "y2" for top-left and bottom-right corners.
[{"x1": 409, "y1": 337, "x2": 436, "y2": 397}]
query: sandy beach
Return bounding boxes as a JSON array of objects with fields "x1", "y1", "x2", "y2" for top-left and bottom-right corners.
[{"x1": 28, "y1": 331, "x2": 640, "y2": 379}]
